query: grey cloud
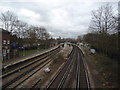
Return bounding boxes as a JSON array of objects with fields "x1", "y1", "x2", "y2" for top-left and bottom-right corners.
[{"x1": 0, "y1": 0, "x2": 117, "y2": 38}]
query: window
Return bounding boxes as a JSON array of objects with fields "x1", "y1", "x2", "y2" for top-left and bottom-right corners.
[
  {"x1": 7, "y1": 40, "x2": 10, "y2": 44},
  {"x1": 7, "y1": 49, "x2": 10, "y2": 53},
  {"x1": 3, "y1": 40, "x2": 6, "y2": 44},
  {"x1": 3, "y1": 49, "x2": 6, "y2": 55}
]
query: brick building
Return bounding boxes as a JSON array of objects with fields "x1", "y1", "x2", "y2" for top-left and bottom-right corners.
[{"x1": 0, "y1": 28, "x2": 18, "y2": 61}]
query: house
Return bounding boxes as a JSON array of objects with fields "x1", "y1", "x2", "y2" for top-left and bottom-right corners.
[{"x1": 0, "y1": 28, "x2": 18, "y2": 61}]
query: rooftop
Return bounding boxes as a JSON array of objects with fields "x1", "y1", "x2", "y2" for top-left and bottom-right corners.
[{"x1": 0, "y1": 28, "x2": 11, "y2": 34}]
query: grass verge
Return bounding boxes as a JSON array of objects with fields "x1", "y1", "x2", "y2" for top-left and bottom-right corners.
[
  {"x1": 19, "y1": 49, "x2": 44, "y2": 57},
  {"x1": 3, "y1": 49, "x2": 46, "y2": 64},
  {"x1": 81, "y1": 46, "x2": 118, "y2": 88}
]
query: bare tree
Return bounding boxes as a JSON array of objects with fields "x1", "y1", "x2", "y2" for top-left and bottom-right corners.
[
  {"x1": 0, "y1": 10, "x2": 18, "y2": 33},
  {"x1": 36, "y1": 26, "x2": 50, "y2": 40},
  {"x1": 89, "y1": 3, "x2": 116, "y2": 34},
  {"x1": 90, "y1": 6, "x2": 103, "y2": 33},
  {"x1": 14, "y1": 20, "x2": 28, "y2": 38}
]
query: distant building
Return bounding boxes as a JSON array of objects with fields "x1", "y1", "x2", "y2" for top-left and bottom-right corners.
[
  {"x1": 0, "y1": 28, "x2": 18, "y2": 61},
  {"x1": 49, "y1": 38, "x2": 58, "y2": 47}
]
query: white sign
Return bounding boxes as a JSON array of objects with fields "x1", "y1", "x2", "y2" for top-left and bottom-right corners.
[{"x1": 90, "y1": 49, "x2": 96, "y2": 54}]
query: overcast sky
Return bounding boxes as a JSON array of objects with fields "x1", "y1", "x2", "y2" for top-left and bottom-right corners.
[{"x1": 0, "y1": 0, "x2": 118, "y2": 38}]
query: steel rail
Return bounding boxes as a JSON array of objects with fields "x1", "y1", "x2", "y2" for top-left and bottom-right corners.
[
  {"x1": 2, "y1": 47, "x2": 60, "y2": 77},
  {"x1": 31, "y1": 78, "x2": 41, "y2": 89},
  {"x1": 56, "y1": 47, "x2": 77, "y2": 90},
  {"x1": 12, "y1": 56, "x2": 56, "y2": 89},
  {"x1": 46, "y1": 46, "x2": 75, "y2": 89},
  {"x1": 2, "y1": 48, "x2": 60, "y2": 89},
  {"x1": 80, "y1": 49, "x2": 91, "y2": 90},
  {"x1": 2, "y1": 48, "x2": 59, "y2": 79},
  {"x1": 46, "y1": 45, "x2": 91, "y2": 89},
  {"x1": 77, "y1": 46, "x2": 91, "y2": 89},
  {"x1": 76, "y1": 49, "x2": 80, "y2": 89},
  {"x1": 12, "y1": 48, "x2": 63, "y2": 89},
  {"x1": 2, "y1": 46, "x2": 60, "y2": 70}
]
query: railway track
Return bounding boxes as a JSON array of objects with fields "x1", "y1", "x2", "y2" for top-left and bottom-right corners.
[
  {"x1": 31, "y1": 78, "x2": 41, "y2": 89},
  {"x1": 2, "y1": 46, "x2": 60, "y2": 75},
  {"x1": 1, "y1": 44, "x2": 91, "y2": 89},
  {"x1": 1, "y1": 46, "x2": 61, "y2": 89},
  {"x1": 46, "y1": 45, "x2": 91, "y2": 89},
  {"x1": 46, "y1": 45, "x2": 76, "y2": 89},
  {"x1": 2, "y1": 47, "x2": 59, "y2": 79},
  {"x1": 76, "y1": 49, "x2": 80, "y2": 89},
  {"x1": 78, "y1": 48, "x2": 91, "y2": 89},
  {"x1": 31, "y1": 45, "x2": 73, "y2": 89},
  {"x1": 11, "y1": 55, "x2": 57, "y2": 89}
]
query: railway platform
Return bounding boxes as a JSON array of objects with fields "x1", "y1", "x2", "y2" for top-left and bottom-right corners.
[{"x1": 2, "y1": 46, "x2": 59, "y2": 68}]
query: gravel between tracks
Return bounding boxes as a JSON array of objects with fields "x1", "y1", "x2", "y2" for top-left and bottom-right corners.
[{"x1": 14, "y1": 45, "x2": 72, "y2": 88}]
